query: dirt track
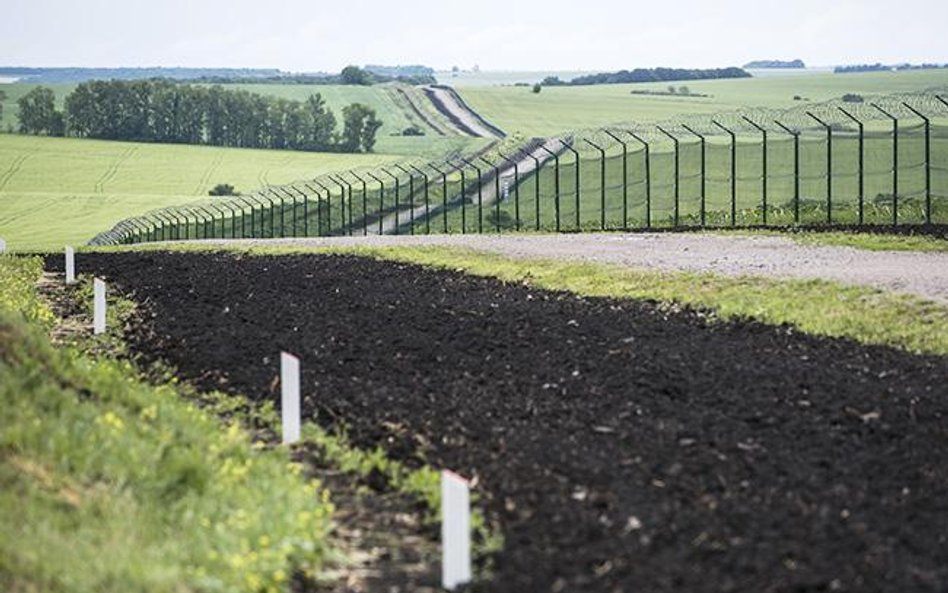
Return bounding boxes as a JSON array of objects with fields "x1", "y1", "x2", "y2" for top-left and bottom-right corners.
[
  {"x1": 53, "y1": 252, "x2": 948, "y2": 593},
  {"x1": 423, "y1": 85, "x2": 505, "y2": 139},
  {"x1": 210, "y1": 233, "x2": 948, "y2": 304}
]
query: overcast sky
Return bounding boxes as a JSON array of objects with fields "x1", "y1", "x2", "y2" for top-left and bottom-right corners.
[{"x1": 4, "y1": 0, "x2": 946, "y2": 72}]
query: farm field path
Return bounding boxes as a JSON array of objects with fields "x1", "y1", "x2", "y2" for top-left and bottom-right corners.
[
  {"x1": 214, "y1": 233, "x2": 948, "y2": 304},
  {"x1": 59, "y1": 252, "x2": 948, "y2": 593}
]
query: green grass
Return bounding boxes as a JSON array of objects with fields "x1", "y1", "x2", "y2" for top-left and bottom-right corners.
[
  {"x1": 0, "y1": 255, "x2": 335, "y2": 592},
  {"x1": 716, "y1": 229, "x2": 948, "y2": 252},
  {"x1": 0, "y1": 134, "x2": 402, "y2": 251},
  {"x1": 459, "y1": 69, "x2": 948, "y2": 137},
  {"x1": 296, "y1": 245, "x2": 948, "y2": 356}
]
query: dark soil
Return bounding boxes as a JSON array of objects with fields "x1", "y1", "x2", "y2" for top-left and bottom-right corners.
[{"x1": 49, "y1": 252, "x2": 948, "y2": 593}]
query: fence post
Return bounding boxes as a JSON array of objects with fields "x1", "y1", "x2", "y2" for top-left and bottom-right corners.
[
  {"x1": 280, "y1": 352, "x2": 301, "y2": 445},
  {"x1": 741, "y1": 116, "x2": 769, "y2": 225},
  {"x1": 559, "y1": 141, "x2": 581, "y2": 231},
  {"x1": 807, "y1": 112, "x2": 833, "y2": 224},
  {"x1": 308, "y1": 182, "x2": 330, "y2": 236},
  {"x1": 448, "y1": 161, "x2": 468, "y2": 234},
  {"x1": 327, "y1": 176, "x2": 349, "y2": 236},
  {"x1": 427, "y1": 163, "x2": 450, "y2": 233},
  {"x1": 441, "y1": 471, "x2": 471, "y2": 590},
  {"x1": 680, "y1": 125, "x2": 707, "y2": 227},
  {"x1": 538, "y1": 145, "x2": 562, "y2": 232},
  {"x1": 774, "y1": 120, "x2": 801, "y2": 224},
  {"x1": 626, "y1": 131, "x2": 651, "y2": 229},
  {"x1": 498, "y1": 152, "x2": 521, "y2": 231},
  {"x1": 333, "y1": 175, "x2": 355, "y2": 236},
  {"x1": 837, "y1": 107, "x2": 865, "y2": 225},
  {"x1": 712, "y1": 121, "x2": 738, "y2": 227},
  {"x1": 583, "y1": 139, "x2": 607, "y2": 230},
  {"x1": 528, "y1": 153, "x2": 542, "y2": 231},
  {"x1": 603, "y1": 131, "x2": 629, "y2": 230},
  {"x1": 410, "y1": 165, "x2": 431, "y2": 234},
  {"x1": 366, "y1": 173, "x2": 385, "y2": 235},
  {"x1": 871, "y1": 103, "x2": 899, "y2": 225},
  {"x1": 347, "y1": 173, "x2": 369, "y2": 236},
  {"x1": 479, "y1": 156, "x2": 502, "y2": 232},
  {"x1": 381, "y1": 168, "x2": 402, "y2": 234},
  {"x1": 155, "y1": 211, "x2": 172, "y2": 241},
  {"x1": 93, "y1": 278, "x2": 106, "y2": 335},
  {"x1": 656, "y1": 127, "x2": 680, "y2": 227},
  {"x1": 276, "y1": 188, "x2": 299, "y2": 237},
  {"x1": 394, "y1": 164, "x2": 416, "y2": 235},
  {"x1": 459, "y1": 158, "x2": 484, "y2": 234},
  {"x1": 902, "y1": 102, "x2": 932, "y2": 224},
  {"x1": 65, "y1": 246, "x2": 75, "y2": 284},
  {"x1": 287, "y1": 188, "x2": 307, "y2": 237},
  {"x1": 266, "y1": 189, "x2": 288, "y2": 238},
  {"x1": 236, "y1": 196, "x2": 255, "y2": 237}
]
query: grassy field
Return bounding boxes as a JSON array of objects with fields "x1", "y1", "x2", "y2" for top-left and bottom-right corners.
[
  {"x1": 0, "y1": 134, "x2": 402, "y2": 251},
  {"x1": 0, "y1": 81, "x2": 487, "y2": 158},
  {"x1": 459, "y1": 70, "x2": 948, "y2": 137}
]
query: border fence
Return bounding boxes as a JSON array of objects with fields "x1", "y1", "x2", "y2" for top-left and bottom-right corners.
[{"x1": 90, "y1": 93, "x2": 948, "y2": 246}]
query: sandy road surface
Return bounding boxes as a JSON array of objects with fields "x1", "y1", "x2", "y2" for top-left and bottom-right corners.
[{"x1": 210, "y1": 233, "x2": 948, "y2": 303}]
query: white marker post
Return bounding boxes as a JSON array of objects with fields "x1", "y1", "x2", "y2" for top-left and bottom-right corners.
[
  {"x1": 0, "y1": 237, "x2": 6, "y2": 253},
  {"x1": 65, "y1": 246, "x2": 76, "y2": 284},
  {"x1": 93, "y1": 278, "x2": 106, "y2": 335},
  {"x1": 280, "y1": 352, "x2": 301, "y2": 444},
  {"x1": 441, "y1": 470, "x2": 472, "y2": 590}
]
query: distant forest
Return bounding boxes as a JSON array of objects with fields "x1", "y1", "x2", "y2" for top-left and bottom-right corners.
[
  {"x1": 0, "y1": 65, "x2": 436, "y2": 86},
  {"x1": 743, "y1": 59, "x2": 805, "y2": 69},
  {"x1": 835, "y1": 63, "x2": 948, "y2": 74},
  {"x1": 15, "y1": 80, "x2": 383, "y2": 153},
  {"x1": 540, "y1": 67, "x2": 751, "y2": 87}
]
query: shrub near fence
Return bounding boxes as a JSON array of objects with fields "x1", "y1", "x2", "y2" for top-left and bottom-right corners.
[{"x1": 90, "y1": 94, "x2": 948, "y2": 246}]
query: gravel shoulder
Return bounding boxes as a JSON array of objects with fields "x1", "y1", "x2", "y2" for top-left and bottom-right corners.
[{"x1": 209, "y1": 233, "x2": 948, "y2": 304}]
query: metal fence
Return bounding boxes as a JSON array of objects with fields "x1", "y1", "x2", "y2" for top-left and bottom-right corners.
[{"x1": 90, "y1": 94, "x2": 948, "y2": 246}]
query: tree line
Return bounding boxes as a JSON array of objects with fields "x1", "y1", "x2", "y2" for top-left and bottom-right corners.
[
  {"x1": 15, "y1": 80, "x2": 383, "y2": 153},
  {"x1": 541, "y1": 67, "x2": 750, "y2": 87}
]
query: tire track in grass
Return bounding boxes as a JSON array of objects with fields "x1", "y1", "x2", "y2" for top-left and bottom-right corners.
[
  {"x1": 94, "y1": 145, "x2": 138, "y2": 193},
  {"x1": 194, "y1": 151, "x2": 225, "y2": 195},
  {"x1": 0, "y1": 152, "x2": 34, "y2": 191}
]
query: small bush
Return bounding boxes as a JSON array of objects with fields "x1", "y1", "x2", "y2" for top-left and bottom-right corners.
[
  {"x1": 532, "y1": 83, "x2": 542, "y2": 94},
  {"x1": 842, "y1": 93, "x2": 865, "y2": 103},
  {"x1": 402, "y1": 125, "x2": 425, "y2": 137},
  {"x1": 209, "y1": 183, "x2": 238, "y2": 196}
]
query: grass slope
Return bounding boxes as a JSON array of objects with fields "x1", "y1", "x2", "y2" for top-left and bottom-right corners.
[
  {"x1": 0, "y1": 255, "x2": 334, "y2": 592},
  {"x1": 0, "y1": 134, "x2": 401, "y2": 251},
  {"x1": 458, "y1": 70, "x2": 948, "y2": 137}
]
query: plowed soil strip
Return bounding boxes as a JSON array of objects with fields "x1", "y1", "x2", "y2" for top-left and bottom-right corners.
[{"x1": 57, "y1": 252, "x2": 948, "y2": 593}]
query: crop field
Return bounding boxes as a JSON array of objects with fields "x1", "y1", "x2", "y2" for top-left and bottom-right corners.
[
  {"x1": 0, "y1": 134, "x2": 401, "y2": 251},
  {"x1": 459, "y1": 69, "x2": 948, "y2": 137},
  {"x1": 51, "y1": 249, "x2": 948, "y2": 592},
  {"x1": 94, "y1": 103, "x2": 948, "y2": 245}
]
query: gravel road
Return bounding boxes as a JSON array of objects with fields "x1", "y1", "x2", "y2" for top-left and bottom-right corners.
[{"x1": 214, "y1": 233, "x2": 948, "y2": 304}]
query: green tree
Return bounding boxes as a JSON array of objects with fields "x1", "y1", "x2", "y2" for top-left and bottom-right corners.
[
  {"x1": 0, "y1": 89, "x2": 6, "y2": 124},
  {"x1": 17, "y1": 86, "x2": 62, "y2": 135},
  {"x1": 340, "y1": 66, "x2": 373, "y2": 86},
  {"x1": 304, "y1": 94, "x2": 336, "y2": 150},
  {"x1": 340, "y1": 103, "x2": 382, "y2": 152}
]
